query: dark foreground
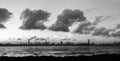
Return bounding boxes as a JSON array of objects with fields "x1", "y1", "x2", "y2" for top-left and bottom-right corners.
[{"x1": 0, "y1": 54, "x2": 120, "y2": 61}]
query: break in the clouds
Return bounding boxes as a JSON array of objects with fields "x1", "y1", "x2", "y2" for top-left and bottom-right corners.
[
  {"x1": 20, "y1": 8, "x2": 50, "y2": 30},
  {"x1": 92, "y1": 16, "x2": 106, "y2": 25},
  {"x1": 0, "y1": 8, "x2": 12, "y2": 28},
  {"x1": 49, "y1": 9, "x2": 86, "y2": 32},
  {"x1": 73, "y1": 21, "x2": 91, "y2": 34}
]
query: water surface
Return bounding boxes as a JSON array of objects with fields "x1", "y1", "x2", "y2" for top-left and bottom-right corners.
[{"x1": 0, "y1": 46, "x2": 120, "y2": 57}]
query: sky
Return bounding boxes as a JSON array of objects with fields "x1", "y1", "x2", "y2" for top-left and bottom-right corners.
[{"x1": 0, "y1": 0, "x2": 120, "y2": 43}]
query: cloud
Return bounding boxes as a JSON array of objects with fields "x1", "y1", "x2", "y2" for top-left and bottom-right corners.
[
  {"x1": 90, "y1": 15, "x2": 120, "y2": 37},
  {"x1": 49, "y1": 9, "x2": 86, "y2": 32},
  {"x1": 0, "y1": 8, "x2": 12, "y2": 23},
  {"x1": 0, "y1": 24, "x2": 6, "y2": 29},
  {"x1": 86, "y1": 8, "x2": 96, "y2": 12},
  {"x1": 92, "y1": 27, "x2": 114, "y2": 36},
  {"x1": 73, "y1": 21, "x2": 92, "y2": 34},
  {"x1": 92, "y1": 16, "x2": 112, "y2": 25},
  {"x1": 72, "y1": 15, "x2": 115, "y2": 34},
  {"x1": 20, "y1": 8, "x2": 50, "y2": 30},
  {"x1": 0, "y1": 8, "x2": 12, "y2": 29},
  {"x1": 83, "y1": 25, "x2": 95, "y2": 34},
  {"x1": 111, "y1": 31, "x2": 120, "y2": 37},
  {"x1": 72, "y1": 16, "x2": 104, "y2": 34},
  {"x1": 116, "y1": 24, "x2": 120, "y2": 29},
  {"x1": 111, "y1": 24, "x2": 120, "y2": 37}
]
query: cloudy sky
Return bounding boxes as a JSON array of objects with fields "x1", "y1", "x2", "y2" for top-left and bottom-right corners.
[{"x1": 0, "y1": 0, "x2": 120, "y2": 43}]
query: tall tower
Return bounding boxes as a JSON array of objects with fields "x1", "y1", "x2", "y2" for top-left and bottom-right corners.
[
  {"x1": 28, "y1": 39, "x2": 30, "y2": 45},
  {"x1": 88, "y1": 39, "x2": 90, "y2": 45},
  {"x1": 60, "y1": 41, "x2": 63, "y2": 45}
]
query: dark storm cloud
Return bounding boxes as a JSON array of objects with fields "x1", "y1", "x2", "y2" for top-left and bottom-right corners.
[
  {"x1": 92, "y1": 27, "x2": 114, "y2": 36},
  {"x1": 0, "y1": 24, "x2": 6, "y2": 29},
  {"x1": 0, "y1": 8, "x2": 12, "y2": 23},
  {"x1": 49, "y1": 9, "x2": 86, "y2": 32},
  {"x1": 0, "y1": 8, "x2": 12, "y2": 28},
  {"x1": 20, "y1": 8, "x2": 50, "y2": 30}
]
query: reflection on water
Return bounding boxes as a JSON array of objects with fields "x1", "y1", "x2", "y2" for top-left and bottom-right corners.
[{"x1": 0, "y1": 46, "x2": 120, "y2": 57}]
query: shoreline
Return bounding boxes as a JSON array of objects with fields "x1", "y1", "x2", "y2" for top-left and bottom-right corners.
[{"x1": 0, "y1": 54, "x2": 120, "y2": 61}]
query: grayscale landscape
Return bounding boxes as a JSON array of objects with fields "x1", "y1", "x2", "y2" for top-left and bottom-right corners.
[{"x1": 0, "y1": 0, "x2": 120, "y2": 59}]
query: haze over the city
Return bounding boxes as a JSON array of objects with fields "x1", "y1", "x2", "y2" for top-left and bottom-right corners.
[{"x1": 0, "y1": 0, "x2": 120, "y2": 43}]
